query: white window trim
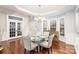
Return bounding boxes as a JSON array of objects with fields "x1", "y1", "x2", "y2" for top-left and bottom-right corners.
[{"x1": 7, "y1": 15, "x2": 23, "y2": 39}]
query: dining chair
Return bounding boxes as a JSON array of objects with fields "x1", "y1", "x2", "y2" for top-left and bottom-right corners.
[
  {"x1": 23, "y1": 35, "x2": 38, "y2": 54},
  {"x1": 40, "y1": 34, "x2": 54, "y2": 54}
]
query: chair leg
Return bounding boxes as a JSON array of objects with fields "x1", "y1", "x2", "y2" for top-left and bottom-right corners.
[
  {"x1": 50, "y1": 47, "x2": 53, "y2": 54},
  {"x1": 35, "y1": 48, "x2": 37, "y2": 53},
  {"x1": 40, "y1": 46, "x2": 43, "y2": 52},
  {"x1": 48, "y1": 48, "x2": 50, "y2": 54},
  {"x1": 24, "y1": 48, "x2": 30, "y2": 54},
  {"x1": 48, "y1": 48, "x2": 52, "y2": 54},
  {"x1": 51, "y1": 47, "x2": 52, "y2": 52},
  {"x1": 29, "y1": 51, "x2": 31, "y2": 54},
  {"x1": 40, "y1": 46, "x2": 41, "y2": 51}
]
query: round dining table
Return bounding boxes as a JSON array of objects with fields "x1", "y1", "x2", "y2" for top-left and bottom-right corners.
[{"x1": 31, "y1": 35, "x2": 45, "y2": 52}]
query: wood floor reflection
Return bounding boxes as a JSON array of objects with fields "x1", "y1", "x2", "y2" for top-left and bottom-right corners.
[
  {"x1": 1, "y1": 37, "x2": 76, "y2": 54},
  {"x1": 25, "y1": 40, "x2": 76, "y2": 54}
]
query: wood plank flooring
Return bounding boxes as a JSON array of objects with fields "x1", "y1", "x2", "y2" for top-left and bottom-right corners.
[
  {"x1": 0, "y1": 37, "x2": 76, "y2": 54},
  {"x1": 25, "y1": 40, "x2": 76, "y2": 54},
  {"x1": 0, "y1": 37, "x2": 24, "y2": 54}
]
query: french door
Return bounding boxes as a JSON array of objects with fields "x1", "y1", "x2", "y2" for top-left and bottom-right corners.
[{"x1": 9, "y1": 21, "x2": 22, "y2": 38}]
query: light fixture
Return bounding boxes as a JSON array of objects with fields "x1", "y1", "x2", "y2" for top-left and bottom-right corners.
[
  {"x1": 38, "y1": 5, "x2": 41, "y2": 7},
  {"x1": 34, "y1": 16, "x2": 43, "y2": 21},
  {"x1": 37, "y1": 5, "x2": 41, "y2": 7}
]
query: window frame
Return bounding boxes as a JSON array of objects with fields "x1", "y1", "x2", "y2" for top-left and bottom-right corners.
[
  {"x1": 60, "y1": 18, "x2": 64, "y2": 36},
  {"x1": 7, "y1": 15, "x2": 23, "y2": 39}
]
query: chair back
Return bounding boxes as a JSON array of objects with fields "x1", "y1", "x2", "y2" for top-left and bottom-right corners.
[
  {"x1": 48, "y1": 34, "x2": 54, "y2": 48},
  {"x1": 23, "y1": 35, "x2": 31, "y2": 50}
]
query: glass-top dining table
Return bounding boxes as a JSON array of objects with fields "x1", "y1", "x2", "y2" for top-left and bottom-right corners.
[{"x1": 31, "y1": 35, "x2": 48, "y2": 52}]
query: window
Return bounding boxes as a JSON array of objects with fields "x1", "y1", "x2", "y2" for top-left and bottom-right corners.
[
  {"x1": 43, "y1": 20, "x2": 50, "y2": 32},
  {"x1": 43, "y1": 20, "x2": 48, "y2": 31},
  {"x1": 9, "y1": 16, "x2": 22, "y2": 21},
  {"x1": 50, "y1": 20, "x2": 56, "y2": 32},
  {"x1": 17, "y1": 23, "x2": 22, "y2": 36},
  {"x1": 60, "y1": 18, "x2": 64, "y2": 36},
  {"x1": 10, "y1": 22, "x2": 16, "y2": 37},
  {"x1": 8, "y1": 16, "x2": 23, "y2": 38}
]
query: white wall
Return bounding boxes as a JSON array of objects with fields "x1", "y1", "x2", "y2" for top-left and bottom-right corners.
[
  {"x1": 0, "y1": 12, "x2": 7, "y2": 41},
  {"x1": 22, "y1": 16, "x2": 30, "y2": 37},
  {"x1": 59, "y1": 11, "x2": 76, "y2": 45},
  {"x1": 74, "y1": 6, "x2": 79, "y2": 54}
]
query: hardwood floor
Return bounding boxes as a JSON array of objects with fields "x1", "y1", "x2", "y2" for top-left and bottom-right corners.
[
  {"x1": 0, "y1": 37, "x2": 76, "y2": 54},
  {"x1": 0, "y1": 37, "x2": 24, "y2": 54},
  {"x1": 52, "y1": 40, "x2": 76, "y2": 54},
  {"x1": 25, "y1": 40, "x2": 76, "y2": 54}
]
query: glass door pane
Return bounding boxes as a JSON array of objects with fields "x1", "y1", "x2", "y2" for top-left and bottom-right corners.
[
  {"x1": 9, "y1": 22, "x2": 16, "y2": 37},
  {"x1": 17, "y1": 23, "x2": 22, "y2": 36}
]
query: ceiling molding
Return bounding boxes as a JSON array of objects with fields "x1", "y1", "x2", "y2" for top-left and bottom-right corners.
[
  {"x1": 15, "y1": 5, "x2": 76, "y2": 16},
  {"x1": 0, "y1": 5, "x2": 76, "y2": 17}
]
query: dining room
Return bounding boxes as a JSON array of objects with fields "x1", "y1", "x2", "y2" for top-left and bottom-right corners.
[{"x1": 0, "y1": 5, "x2": 79, "y2": 54}]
